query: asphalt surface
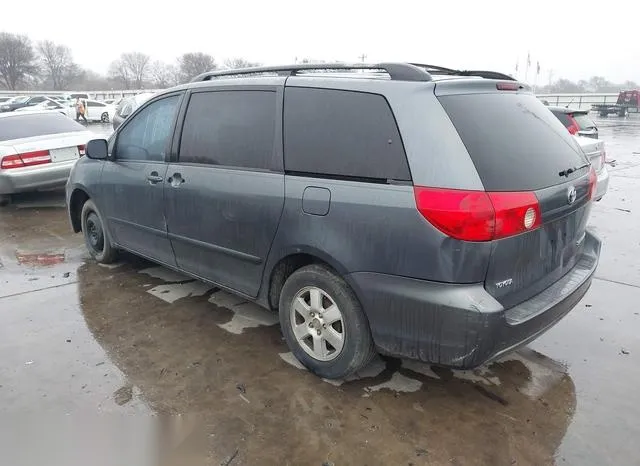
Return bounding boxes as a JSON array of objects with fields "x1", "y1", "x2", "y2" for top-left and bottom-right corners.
[{"x1": 0, "y1": 119, "x2": 639, "y2": 465}]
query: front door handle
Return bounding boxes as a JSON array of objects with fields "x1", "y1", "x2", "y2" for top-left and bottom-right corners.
[
  {"x1": 147, "y1": 172, "x2": 164, "y2": 184},
  {"x1": 167, "y1": 173, "x2": 185, "y2": 188}
]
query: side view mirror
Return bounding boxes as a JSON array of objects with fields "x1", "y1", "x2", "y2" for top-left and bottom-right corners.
[{"x1": 86, "y1": 139, "x2": 108, "y2": 160}]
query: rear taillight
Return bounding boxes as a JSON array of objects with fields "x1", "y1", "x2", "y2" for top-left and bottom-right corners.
[
  {"x1": 414, "y1": 187, "x2": 541, "y2": 242},
  {"x1": 0, "y1": 150, "x2": 51, "y2": 170},
  {"x1": 588, "y1": 167, "x2": 597, "y2": 200},
  {"x1": 496, "y1": 82, "x2": 520, "y2": 91},
  {"x1": 567, "y1": 116, "x2": 579, "y2": 135},
  {"x1": 78, "y1": 144, "x2": 86, "y2": 156}
]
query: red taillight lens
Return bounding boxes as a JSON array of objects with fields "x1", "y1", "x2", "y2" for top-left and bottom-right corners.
[
  {"x1": 78, "y1": 144, "x2": 86, "y2": 156},
  {"x1": 567, "y1": 116, "x2": 579, "y2": 135},
  {"x1": 496, "y1": 82, "x2": 520, "y2": 91},
  {"x1": 414, "y1": 187, "x2": 541, "y2": 242},
  {"x1": 588, "y1": 166, "x2": 597, "y2": 200},
  {"x1": 0, "y1": 150, "x2": 51, "y2": 170}
]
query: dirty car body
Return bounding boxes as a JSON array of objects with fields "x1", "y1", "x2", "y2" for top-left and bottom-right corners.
[{"x1": 66, "y1": 63, "x2": 601, "y2": 379}]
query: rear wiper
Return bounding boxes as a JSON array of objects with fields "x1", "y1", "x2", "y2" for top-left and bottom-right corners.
[{"x1": 559, "y1": 163, "x2": 590, "y2": 178}]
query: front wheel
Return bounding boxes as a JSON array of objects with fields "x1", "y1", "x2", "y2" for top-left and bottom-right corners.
[
  {"x1": 80, "y1": 199, "x2": 117, "y2": 263},
  {"x1": 279, "y1": 264, "x2": 376, "y2": 379},
  {"x1": 101, "y1": 112, "x2": 110, "y2": 123}
]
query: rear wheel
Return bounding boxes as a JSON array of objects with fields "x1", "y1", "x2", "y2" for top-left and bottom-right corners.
[
  {"x1": 101, "y1": 112, "x2": 109, "y2": 123},
  {"x1": 81, "y1": 199, "x2": 117, "y2": 263},
  {"x1": 279, "y1": 264, "x2": 376, "y2": 379}
]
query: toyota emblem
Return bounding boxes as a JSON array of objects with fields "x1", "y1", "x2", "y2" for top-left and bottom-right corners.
[{"x1": 567, "y1": 186, "x2": 577, "y2": 205}]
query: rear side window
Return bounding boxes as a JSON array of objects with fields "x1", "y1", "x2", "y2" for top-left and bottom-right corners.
[
  {"x1": 179, "y1": 90, "x2": 276, "y2": 170},
  {"x1": 551, "y1": 111, "x2": 571, "y2": 128},
  {"x1": 0, "y1": 113, "x2": 84, "y2": 142},
  {"x1": 284, "y1": 87, "x2": 411, "y2": 181},
  {"x1": 439, "y1": 93, "x2": 587, "y2": 191}
]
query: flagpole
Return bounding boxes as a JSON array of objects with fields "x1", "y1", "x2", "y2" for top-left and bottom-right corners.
[{"x1": 524, "y1": 51, "x2": 530, "y2": 84}]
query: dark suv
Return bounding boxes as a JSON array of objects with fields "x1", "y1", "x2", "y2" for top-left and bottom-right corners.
[{"x1": 66, "y1": 63, "x2": 601, "y2": 379}]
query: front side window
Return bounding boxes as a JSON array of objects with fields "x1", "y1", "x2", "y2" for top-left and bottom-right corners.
[
  {"x1": 178, "y1": 90, "x2": 277, "y2": 170},
  {"x1": 115, "y1": 95, "x2": 180, "y2": 162}
]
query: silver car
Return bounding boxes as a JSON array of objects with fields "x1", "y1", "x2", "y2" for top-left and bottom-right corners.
[
  {"x1": 0, "y1": 111, "x2": 93, "y2": 206},
  {"x1": 574, "y1": 135, "x2": 609, "y2": 201}
]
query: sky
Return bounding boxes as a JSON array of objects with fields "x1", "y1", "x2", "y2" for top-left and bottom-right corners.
[{"x1": 2, "y1": 0, "x2": 638, "y2": 85}]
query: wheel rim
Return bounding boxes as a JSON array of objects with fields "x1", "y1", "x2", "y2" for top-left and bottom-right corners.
[
  {"x1": 101, "y1": 112, "x2": 109, "y2": 122},
  {"x1": 290, "y1": 286, "x2": 345, "y2": 361},
  {"x1": 85, "y1": 212, "x2": 105, "y2": 253}
]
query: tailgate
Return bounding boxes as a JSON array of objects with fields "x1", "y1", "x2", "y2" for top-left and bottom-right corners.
[{"x1": 437, "y1": 85, "x2": 594, "y2": 308}]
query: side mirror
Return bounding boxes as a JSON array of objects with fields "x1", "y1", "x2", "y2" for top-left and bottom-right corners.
[{"x1": 86, "y1": 139, "x2": 108, "y2": 160}]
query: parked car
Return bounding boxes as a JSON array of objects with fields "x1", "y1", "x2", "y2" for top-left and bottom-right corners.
[
  {"x1": 0, "y1": 112, "x2": 92, "y2": 206},
  {"x1": 0, "y1": 95, "x2": 50, "y2": 112},
  {"x1": 574, "y1": 136, "x2": 608, "y2": 201},
  {"x1": 112, "y1": 93, "x2": 155, "y2": 130},
  {"x1": 66, "y1": 63, "x2": 601, "y2": 380},
  {"x1": 84, "y1": 99, "x2": 116, "y2": 123},
  {"x1": 0, "y1": 96, "x2": 12, "y2": 104},
  {"x1": 548, "y1": 106, "x2": 598, "y2": 139},
  {"x1": 15, "y1": 97, "x2": 75, "y2": 118}
]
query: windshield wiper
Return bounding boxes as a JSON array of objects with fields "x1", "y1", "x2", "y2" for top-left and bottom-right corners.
[{"x1": 559, "y1": 163, "x2": 590, "y2": 178}]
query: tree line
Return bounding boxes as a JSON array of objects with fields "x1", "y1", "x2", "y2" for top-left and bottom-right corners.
[
  {"x1": 536, "y1": 76, "x2": 638, "y2": 94},
  {"x1": 0, "y1": 31, "x2": 261, "y2": 91}
]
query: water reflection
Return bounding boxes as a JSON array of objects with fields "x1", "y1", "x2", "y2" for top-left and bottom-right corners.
[{"x1": 76, "y1": 259, "x2": 576, "y2": 465}]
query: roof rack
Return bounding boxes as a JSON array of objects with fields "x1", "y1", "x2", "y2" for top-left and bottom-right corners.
[
  {"x1": 410, "y1": 63, "x2": 516, "y2": 81},
  {"x1": 191, "y1": 63, "x2": 433, "y2": 83}
]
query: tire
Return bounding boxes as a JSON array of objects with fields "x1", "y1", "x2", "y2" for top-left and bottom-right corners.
[
  {"x1": 0, "y1": 194, "x2": 11, "y2": 207},
  {"x1": 279, "y1": 264, "x2": 376, "y2": 379},
  {"x1": 80, "y1": 199, "x2": 117, "y2": 264},
  {"x1": 101, "y1": 112, "x2": 109, "y2": 123}
]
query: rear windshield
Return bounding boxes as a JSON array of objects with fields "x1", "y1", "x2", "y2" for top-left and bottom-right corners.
[
  {"x1": 0, "y1": 113, "x2": 84, "y2": 142},
  {"x1": 439, "y1": 93, "x2": 587, "y2": 191},
  {"x1": 573, "y1": 113, "x2": 596, "y2": 130}
]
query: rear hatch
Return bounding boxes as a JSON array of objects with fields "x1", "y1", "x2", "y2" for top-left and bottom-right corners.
[
  {"x1": 572, "y1": 111, "x2": 598, "y2": 139},
  {"x1": 435, "y1": 82, "x2": 595, "y2": 308}
]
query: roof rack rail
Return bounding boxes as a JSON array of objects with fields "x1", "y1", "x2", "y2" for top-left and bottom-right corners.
[
  {"x1": 410, "y1": 63, "x2": 516, "y2": 81},
  {"x1": 191, "y1": 63, "x2": 433, "y2": 83}
]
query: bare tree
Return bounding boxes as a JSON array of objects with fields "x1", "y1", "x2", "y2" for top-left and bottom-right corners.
[
  {"x1": 0, "y1": 32, "x2": 38, "y2": 90},
  {"x1": 178, "y1": 52, "x2": 216, "y2": 82},
  {"x1": 149, "y1": 60, "x2": 179, "y2": 88},
  {"x1": 224, "y1": 58, "x2": 261, "y2": 70},
  {"x1": 37, "y1": 40, "x2": 80, "y2": 90},
  {"x1": 121, "y1": 52, "x2": 150, "y2": 88},
  {"x1": 108, "y1": 58, "x2": 132, "y2": 89}
]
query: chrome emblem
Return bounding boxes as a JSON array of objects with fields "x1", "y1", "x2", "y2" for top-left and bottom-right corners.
[{"x1": 567, "y1": 186, "x2": 577, "y2": 205}]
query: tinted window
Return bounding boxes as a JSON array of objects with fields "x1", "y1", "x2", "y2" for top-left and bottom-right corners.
[
  {"x1": 29, "y1": 97, "x2": 46, "y2": 104},
  {"x1": 550, "y1": 111, "x2": 571, "y2": 128},
  {"x1": 115, "y1": 95, "x2": 180, "y2": 162},
  {"x1": 179, "y1": 91, "x2": 276, "y2": 170},
  {"x1": 117, "y1": 101, "x2": 133, "y2": 118},
  {"x1": 0, "y1": 113, "x2": 85, "y2": 142},
  {"x1": 87, "y1": 101, "x2": 104, "y2": 107},
  {"x1": 573, "y1": 113, "x2": 596, "y2": 130},
  {"x1": 284, "y1": 88, "x2": 410, "y2": 181},
  {"x1": 439, "y1": 93, "x2": 587, "y2": 191}
]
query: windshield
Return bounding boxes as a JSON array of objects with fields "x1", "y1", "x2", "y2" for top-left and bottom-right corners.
[
  {"x1": 9, "y1": 96, "x2": 29, "y2": 104},
  {"x1": 439, "y1": 92, "x2": 588, "y2": 191}
]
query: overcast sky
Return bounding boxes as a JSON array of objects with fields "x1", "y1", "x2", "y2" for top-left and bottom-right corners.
[{"x1": 2, "y1": 0, "x2": 637, "y2": 84}]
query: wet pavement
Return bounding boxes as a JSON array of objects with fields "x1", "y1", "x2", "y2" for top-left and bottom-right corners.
[{"x1": 1, "y1": 119, "x2": 639, "y2": 465}]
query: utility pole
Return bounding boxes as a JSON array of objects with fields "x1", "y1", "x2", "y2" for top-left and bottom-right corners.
[{"x1": 358, "y1": 53, "x2": 367, "y2": 63}]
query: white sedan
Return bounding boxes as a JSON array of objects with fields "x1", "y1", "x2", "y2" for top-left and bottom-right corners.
[
  {"x1": 0, "y1": 111, "x2": 93, "y2": 206},
  {"x1": 84, "y1": 99, "x2": 116, "y2": 123},
  {"x1": 15, "y1": 97, "x2": 75, "y2": 118}
]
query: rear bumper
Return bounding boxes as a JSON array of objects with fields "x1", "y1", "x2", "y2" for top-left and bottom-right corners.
[
  {"x1": 0, "y1": 161, "x2": 76, "y2": 195},
  {"x1": 594, "y1": 166, "x2": 609, "y2": 201},
  {"x1": 348, "y1": 231, "x2": 601, "y2": 369}
]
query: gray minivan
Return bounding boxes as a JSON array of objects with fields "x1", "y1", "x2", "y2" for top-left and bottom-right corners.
[{"x1": 66, "y1": 63, "x2": 601, "y2": 379}]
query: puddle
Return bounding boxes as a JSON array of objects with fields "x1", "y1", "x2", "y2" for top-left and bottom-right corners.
[
  {"x1": 364, "y1": 372, "x2": 423, "y2": 394},
  {"x1": 401, "y1": 360, "x2": 441, "y2": 380},
  {"x1": 139, "y1": 266, "x2": 190, "y2": 283},
  {"x1": 218, "y1": 302, "x2": 278, "y2": 334},
  {"x1": 15, "y1": 252, "x2": 65, "y2": 266},
  {"x1": 146, "y1": 281, "x2": 212, "y2": 304}
]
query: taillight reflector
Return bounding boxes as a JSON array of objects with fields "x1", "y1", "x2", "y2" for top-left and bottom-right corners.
[
  {"x1": 567, "y1": 116, "x2": 579, "y2": 135},
  {"x1": 0, "y1": 150, "x2": 51, "y2": 170},
  {"x1": 78, "y1": 144, "x2": 86, "y2": 156},
  {"x1": 414, "y1": 187, "x2": 541, "y2": 242},
  {"x1": 588, "y1": 166, "x2": 597, "y2": 200}
]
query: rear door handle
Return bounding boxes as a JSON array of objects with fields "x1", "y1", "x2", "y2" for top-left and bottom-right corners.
[{"x1": 167, "y1": 173, "x2": 185, "y2": 188}]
